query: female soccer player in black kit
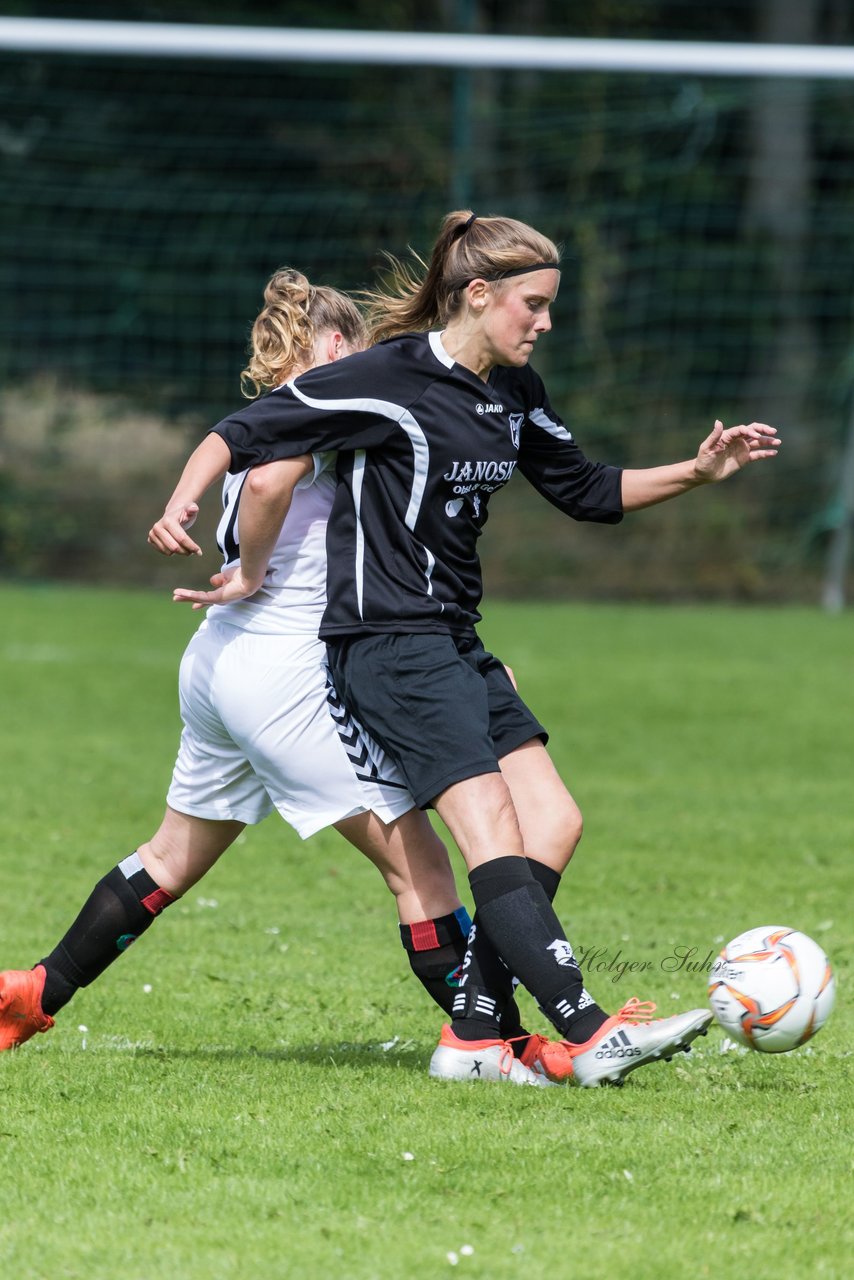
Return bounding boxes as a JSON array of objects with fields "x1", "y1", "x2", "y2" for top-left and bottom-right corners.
[
  {"x1": 0, "y1": 267, "x2": 569, "y2": 1086},
  {"x1": 174, "y1": 211, "x2": 781, "y2": 1086}
]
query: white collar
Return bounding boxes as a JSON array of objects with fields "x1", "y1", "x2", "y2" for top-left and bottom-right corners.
[{"x1": 428, "y1": 330, "x2": 455, "y2": 369}]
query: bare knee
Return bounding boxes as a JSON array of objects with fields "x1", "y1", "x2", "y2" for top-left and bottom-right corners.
[
  {"x1": 138, "y1": 808, "x2": 243, "y2": 897},
  {"x1": 535, "y1": 797, "x2": 583, "y2": 873},
  {"x1": 563, "y1": 799, "x2": 584, "y2": 862},
  {"x1": 335, "y1": 808, "x2": 462, "y2": 924},
  {"x1": 434, "y1": 773, "x2": 524, "y2": 867}
]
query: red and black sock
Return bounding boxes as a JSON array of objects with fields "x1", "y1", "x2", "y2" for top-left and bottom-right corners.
[
  {"x1": 399, "y1": 907, "x2": 471, "y2": 1017},
  {"x1": 400, "y1": 906, "x2": 528, "y2": 1044},
  {"x1": 38, "y1": 851, "x2": 175, "y2": 1016}
]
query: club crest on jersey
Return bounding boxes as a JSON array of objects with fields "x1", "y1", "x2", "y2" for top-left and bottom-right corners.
[
  {"x1": 509, "y1": 413, "x2": 523, "y2": 449},
  {"x1": 547, "y1": 939, "x2": 576, "y2": 967},
  {"x1": 476, "y1": 402, "x2": 504, "y2": 415}
]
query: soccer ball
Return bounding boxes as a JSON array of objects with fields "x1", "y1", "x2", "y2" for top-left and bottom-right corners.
[{"x1": 708, "y1": 926, "x2": 835, "y2": 1053}]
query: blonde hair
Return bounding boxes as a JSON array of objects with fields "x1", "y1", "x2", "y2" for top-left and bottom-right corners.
[
  {"x1": 241, "y1": 267, "x2": 367, "y2": 398},
  {"x1": 362, "y1": 211, "x2": 560, "y2": 343}
]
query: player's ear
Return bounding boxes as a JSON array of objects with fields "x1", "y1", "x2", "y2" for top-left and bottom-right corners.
[
  {"x1": 328, "y1": 331, "x2": 345, "y2": 362},
  {"x1": 466, "y1": 279, "x2": 490, "y2": 313}
]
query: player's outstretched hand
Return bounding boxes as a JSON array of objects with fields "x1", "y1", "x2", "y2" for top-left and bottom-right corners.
[
  {"x1": 173, "y1": 566, "x2": 260, "y2": 612},
  {"x1": 694, "y1": 420, "x2": 781, "y2": 484},
  {"x1": 148, "y1": 503, "x2": 203, "y2": 556}
]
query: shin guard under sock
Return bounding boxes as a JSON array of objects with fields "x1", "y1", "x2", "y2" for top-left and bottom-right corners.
[
  {"x1": 468, "y1": 856, "x2": 607, "y2": 1044},
  {"x1": 39, "y1": 852, "x2": 176, "y2": 1016},
  {"x1": 403, "y1": 906, "x2": 526, "y2": 1044},
  {"x1": 399, "y1": 907, "x2": 471, "y2": 1017}
]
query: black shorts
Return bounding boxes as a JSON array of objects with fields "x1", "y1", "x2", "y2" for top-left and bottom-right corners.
[{"x1": 326, "y1": 632, "x2": 548, "y2": 809}]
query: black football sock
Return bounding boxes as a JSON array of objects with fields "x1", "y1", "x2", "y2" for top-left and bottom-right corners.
[
  {"x1": 449, "y1": 908, "x2": 518, "y2": 1043},
  {"x1": 527, "y1": 857, "x2": 562, "y2": 904},
  {"x1": 497, "y1": 858, "x2": 564, "y2": 1053},
  {"x1": 468, "y1": 856, "x2": 608, "y2": 1045},
  {"x1": 38, "y1": 852, "x2": 176, "y2": 1016}
]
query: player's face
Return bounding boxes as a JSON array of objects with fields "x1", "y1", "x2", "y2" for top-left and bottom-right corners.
[{"x1": 481, "y1": 269, "x2": 560, "y2": 367}]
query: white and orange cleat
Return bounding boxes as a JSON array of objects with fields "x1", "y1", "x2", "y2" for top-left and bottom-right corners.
[
  {"x1": 429, "y1": 1024, "x2": 555, "y2": 1086},
  {"x1": 0, "y1": 965, "x2": 55, "y2": 1051},
  {"x1": 518, "y1": 1033, "x2": 575, "y2": 1084},
  {"x1": 565, "y1": 997, "x2": 713, "y2": 1087}
]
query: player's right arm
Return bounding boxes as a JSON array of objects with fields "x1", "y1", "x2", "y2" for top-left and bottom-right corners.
[
  {"x1": 172, "y1": 455, "x2": 313, "y2": 610},
  {"x1": 211, "y1": 348, "x2": 402, "y2": 471},
  {"x1": 148, "y1": 432, "x2": 233, "y2": 556}
]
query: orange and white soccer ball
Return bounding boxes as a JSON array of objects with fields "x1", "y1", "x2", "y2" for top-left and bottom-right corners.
[{"x1": 708, "y1": 926, "x2": 835, "y2": 1053}]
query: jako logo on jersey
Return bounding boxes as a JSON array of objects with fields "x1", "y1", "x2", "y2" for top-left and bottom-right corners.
[
  {"x1": 476, "y1": 402, "x2": 504, "y2": 415},
  {"x1": 444, "y1": 460, "x2": 517, "y2": 483},
  {"x1": 547, "y1": 939, "x2": 576, "y2": 967},
  {"x1": 509, "y1": 413, "x2": 524, "y2": 449}
]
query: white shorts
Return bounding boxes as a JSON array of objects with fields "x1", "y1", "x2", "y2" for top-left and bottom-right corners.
[{"x1": 166, "y1": 617, "x2": 415, "y2": 838}]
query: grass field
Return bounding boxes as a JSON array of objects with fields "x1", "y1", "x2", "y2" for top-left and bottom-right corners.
[{"x1": 0, "y1": 584, "x2": 850, "y2": 1279}]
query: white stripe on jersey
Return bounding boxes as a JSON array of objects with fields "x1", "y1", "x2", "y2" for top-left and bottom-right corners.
[
  {"x1": 399, "y1": 410, "x2": 430, "y2": 532},
  {"x1": 529, "y1": 405, "x2": 574, "y2": 442},
  {"x1": 287, "y1": 381, "x2": 440, "y2": 607},
  {"x1": 351, "y1": 449, "x2": 367, "y2": 618},
  {"x1": 424, "y1": 546, "x2": 439, "y2": 603}
]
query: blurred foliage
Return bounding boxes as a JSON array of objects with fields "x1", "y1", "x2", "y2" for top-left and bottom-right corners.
[
  {"x1": 1, "y1": 2, "x2": 852, "y2": 599},
  {"x1": 0, "y1": 380, "x2": 200, "y2": 583}
]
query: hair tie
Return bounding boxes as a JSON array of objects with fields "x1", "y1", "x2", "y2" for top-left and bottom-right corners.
[{"x1": 463, "y1": 213, "x2": 478, "y2": 231}]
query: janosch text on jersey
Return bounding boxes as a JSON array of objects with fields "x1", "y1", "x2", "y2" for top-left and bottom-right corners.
[
  {"x1": 444, "y1": 459, "x2": 518, "y2": 485},
  {"x1": 212, "y1": 331, "x2": 624, "y2": 638}
]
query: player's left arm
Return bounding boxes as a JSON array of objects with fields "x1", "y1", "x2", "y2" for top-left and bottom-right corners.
[
  {"x1": 172, "y1": 455, "x2": 312, "y2": 610},
  {"x1": 620, "y1": 419, "x2": 781, "y2": 511},
  {"x1": 516, "y1": 385, "x2": 624, "y2": 523}
]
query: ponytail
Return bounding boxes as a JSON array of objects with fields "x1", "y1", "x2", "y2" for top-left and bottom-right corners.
[
  {"x1": 362, "y1": 211, "x2": 560, "y2": 343},
  {"x1": 241, "y1": 268, "x2": 366, "y2": 398}
]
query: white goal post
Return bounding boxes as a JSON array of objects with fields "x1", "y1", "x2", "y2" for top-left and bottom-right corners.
[{"x1": 2, "y1": 17, "x2": 854, "y2": 79}]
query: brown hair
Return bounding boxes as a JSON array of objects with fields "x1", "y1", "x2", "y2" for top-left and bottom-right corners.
[
  {"x1": 361, "y1": 211, "x2": 560, "y2": 343},
  {"x1": 241, "y1": 268, "x2": 367, "y2": 399}
]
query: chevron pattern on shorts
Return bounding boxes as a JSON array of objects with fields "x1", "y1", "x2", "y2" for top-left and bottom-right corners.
[{"x1": 324, "y1": 672, "x2": 408, "y2": 790}]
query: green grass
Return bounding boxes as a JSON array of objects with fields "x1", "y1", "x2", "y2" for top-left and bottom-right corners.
[{"x1": 0, "y1": 584, "x2": 851, "y2": 1279}]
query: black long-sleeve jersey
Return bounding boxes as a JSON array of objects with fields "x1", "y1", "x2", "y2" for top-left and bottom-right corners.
[{"x1": 212, "y1": 330, "x2": 624, "y2": 639}]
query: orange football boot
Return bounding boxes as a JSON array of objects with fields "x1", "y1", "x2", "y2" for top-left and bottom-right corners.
[{"x1": 0, "y1": 965, "x2": 55, "y2": 1050}]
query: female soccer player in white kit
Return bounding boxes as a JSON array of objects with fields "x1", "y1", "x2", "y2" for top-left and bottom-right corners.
[{"x1": 0, "y1": 269, "x2": 564, "y2": 1083}]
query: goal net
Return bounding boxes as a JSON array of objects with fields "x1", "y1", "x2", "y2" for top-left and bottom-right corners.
[{"x1": 1, "y1": 21, "x2": 851, "y2": 600}]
